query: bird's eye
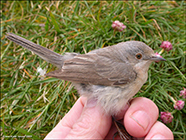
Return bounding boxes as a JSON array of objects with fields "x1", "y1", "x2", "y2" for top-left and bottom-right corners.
[{"x1": 136, "y1": 53, "x2": 142, "y2": 59}]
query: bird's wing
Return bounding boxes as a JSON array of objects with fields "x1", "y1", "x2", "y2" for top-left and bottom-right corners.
[{"x1": 46, "y1": 52, "x2": 137, "y2": 86}]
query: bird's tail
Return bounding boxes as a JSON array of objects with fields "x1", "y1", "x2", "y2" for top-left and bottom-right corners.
[{"x1": 6, "y1": 33, "x2": 77, "y2": 69}]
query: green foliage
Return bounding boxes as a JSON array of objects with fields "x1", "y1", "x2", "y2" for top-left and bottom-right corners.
[{"x1": 1, "y1": 1, "x2": 185, "y2": 139}]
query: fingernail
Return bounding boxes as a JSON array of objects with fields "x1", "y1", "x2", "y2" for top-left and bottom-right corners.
[
  {"x1": 130, "y1": 110, "x2": 150, "y2": 130},
  {"x1": 85, "y1": 98, "x2": 97, "y2": 108},
  {"x1": 151, "y1": 134, "x2": 165, "y2": 139}
]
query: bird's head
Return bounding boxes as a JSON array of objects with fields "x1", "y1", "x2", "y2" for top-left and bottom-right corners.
[{"x1": 117, "y1": 41, "x2": 166, "y2": 72}]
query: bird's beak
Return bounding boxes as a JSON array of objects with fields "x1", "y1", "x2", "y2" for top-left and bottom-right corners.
[{"x1": 149, "y1": 54, "x2": 166, "y2": 61}]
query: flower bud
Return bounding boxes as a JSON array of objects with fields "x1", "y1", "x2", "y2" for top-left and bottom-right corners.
[
  {"x1": 160, "y1": 112, "x2": 173, "y2": 124},
  {"x1": 160, "y1": 41, "x2": 173, "y2": 51},
  {"x1": 174, "y1": 100, "x2": 185, "y2": 110},
  {"x1": 180, "y1": 88, "x2": 186, "y2": 99},
  {"x1": 112, "y1": 20, "x2": 126, "y2": 32}
]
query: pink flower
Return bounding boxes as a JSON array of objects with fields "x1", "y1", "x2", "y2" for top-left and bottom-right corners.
[
  {"x1": 180, "y1": 88, "x2": 186, "y2": 99},
  {"x1": 112, "y1": 20, "x2": 126, "y2": 32},
  {"x1": 174, "y1": 100, "x2": 185, "y2": 110},
  {"x1": 160, "y1": 41, "x2": 173, "y2": 51},
  {"x1": 160, "y1": 112, "x2": 173, "y2": 124}
]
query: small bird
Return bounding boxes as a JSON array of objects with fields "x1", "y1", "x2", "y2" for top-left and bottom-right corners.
[
  {"x1": 7, "y1": 33, "x2": 165, "y2": 139},
  {"x1": 6, "y1": 33, "x2": 165, "y2": 115}
]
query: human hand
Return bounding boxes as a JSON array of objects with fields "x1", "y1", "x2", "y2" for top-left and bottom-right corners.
[{"x1": 45, "y1": 97, "x2": 173, "y2": 139}]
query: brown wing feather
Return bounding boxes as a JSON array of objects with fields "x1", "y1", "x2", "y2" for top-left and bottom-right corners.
[{"x1": 46, "y1": 49, "x2": 137, "y2": 86}]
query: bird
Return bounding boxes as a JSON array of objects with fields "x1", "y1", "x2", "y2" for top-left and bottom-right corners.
[{"x1": 6, "y1": 32, "x2": 165, "y2": 139}]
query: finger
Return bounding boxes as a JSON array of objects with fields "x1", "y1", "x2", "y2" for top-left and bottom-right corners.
[
  {"x1": 145, "y1": 121, "x2": 173, "y2": 139},
  {"x1": 104, "y1": 121, "x2": 121, "y2": 139},
  {"x1": 45, "y1": 96, "x2": 87, "y2": 139},
  {"x1": 65, "y1": 98, "x2": 112, "y2": 139},
  {"x1": 124, "y1": 97, "x2": 159, "y2": 138}
]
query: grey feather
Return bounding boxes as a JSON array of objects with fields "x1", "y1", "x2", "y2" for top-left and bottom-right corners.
[
  {"x1": 6, "y1": 33, "x2": 78, "y2": 69},
  {"x1": 46, "y1": 52, "x2": 137, "y2": 86}
]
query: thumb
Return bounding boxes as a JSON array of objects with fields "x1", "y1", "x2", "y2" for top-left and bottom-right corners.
[{"x1": 65, "y1": 99, "x2": 112, "y2": 139}]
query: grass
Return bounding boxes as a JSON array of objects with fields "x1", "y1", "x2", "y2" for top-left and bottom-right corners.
[{"x1": 1, "y1": 1, "x2": 186, "y2": 139}]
